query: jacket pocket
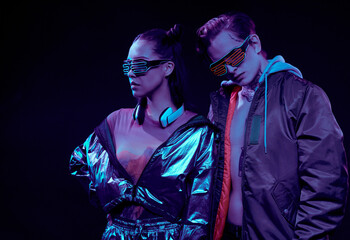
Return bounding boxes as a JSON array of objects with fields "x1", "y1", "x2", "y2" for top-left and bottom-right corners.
[
  {"x1": 272, "y1": 181, "x2": 297, "y2": 227},
  {"x1": 249, "y1": 115, "x2": 261, "y2": 145}
]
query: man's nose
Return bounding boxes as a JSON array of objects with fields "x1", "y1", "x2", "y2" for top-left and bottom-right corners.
[{"x1": 226, "y1": 64, "x2": 238, "y2": 73}]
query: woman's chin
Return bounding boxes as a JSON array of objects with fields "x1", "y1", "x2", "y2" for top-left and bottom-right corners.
[{"x1": 131, "y1": 91, "x2": 145, "y2": 99}]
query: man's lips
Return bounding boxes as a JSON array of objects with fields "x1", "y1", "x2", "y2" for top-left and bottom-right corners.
[
  {"x1": 226, "y1": 72, "x2": 244, "y2": 82},
  {"x1": 234, "y1": 72, "x2": 244, "y2": 81}
]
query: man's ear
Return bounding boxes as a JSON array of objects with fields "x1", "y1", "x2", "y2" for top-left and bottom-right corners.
[
  {"x1": 164, "y1": 61, "x2": 175, "y2": 77},
  {"x1": 249, "y1": 34, "x2": 262, "y2": 54}
]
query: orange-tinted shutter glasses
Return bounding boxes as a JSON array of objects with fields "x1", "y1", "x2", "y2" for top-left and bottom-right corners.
[{"x1": 209, "y1": 35, "x2": 251, "y2": 76}]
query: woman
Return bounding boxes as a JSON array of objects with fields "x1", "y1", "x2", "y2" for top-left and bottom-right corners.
[{"x1": 69, "y1": 24, "x2": 217, "y2": 239}]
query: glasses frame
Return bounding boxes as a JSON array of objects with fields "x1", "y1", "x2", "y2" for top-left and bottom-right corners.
[
  {"x1": 209, "y1": 35, "x2": 252, "y2": 76},
  {"x1": 123, "y1": 59, "x2": 170, "y2": 76}
]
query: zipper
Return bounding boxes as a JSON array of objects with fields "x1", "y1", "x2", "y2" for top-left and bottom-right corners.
[
  {"x1": 240, "y1": 83, "x2": 265, "y2": 237},
  {"x1": 238, "y1": 86, "x2": 263, "y2": 178},
  {"x1": 238, "y1": 147, "x2": 244, "y2": 177}
]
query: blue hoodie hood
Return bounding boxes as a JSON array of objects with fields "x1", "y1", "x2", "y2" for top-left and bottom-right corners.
[
  {"x1": 258, "y1": 55, "x2": 303, "y2": 153},
  {"x1": 258, "y1": 55, "x2": 302, "y2": 84}
]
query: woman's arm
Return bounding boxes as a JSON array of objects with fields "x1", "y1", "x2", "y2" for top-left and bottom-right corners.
[
  {"x1": 179, "y1": 126, "x2": 217, "y2": 240},
  {"x1": 69, "y1": 133, "x2": 100, "y2": 208}
]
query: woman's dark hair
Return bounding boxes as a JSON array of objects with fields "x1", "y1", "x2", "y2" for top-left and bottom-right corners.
[
  {"x1": 134, "y1": 24, "x2": 186, "y2": 108},
  {"x1": 196, "y1": 11, "x2": 263, "y2": 61}
]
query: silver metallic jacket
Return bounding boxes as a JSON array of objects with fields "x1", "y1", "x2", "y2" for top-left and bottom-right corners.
[{"x1": 69, "y1": 115, "x2": 218, "y2": 239}]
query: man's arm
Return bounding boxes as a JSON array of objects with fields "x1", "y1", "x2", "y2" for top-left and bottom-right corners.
[{"x1": 294, "y1": 84, "x2": 348, "y2": 239}]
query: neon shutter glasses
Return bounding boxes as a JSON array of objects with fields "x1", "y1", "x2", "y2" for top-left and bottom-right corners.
[
  {"x1": 123, "y1": 59, "x2": 170, "y2": 76},
  {"x1": 209, "y1": 35, "x2": 251, "y2": 76}
]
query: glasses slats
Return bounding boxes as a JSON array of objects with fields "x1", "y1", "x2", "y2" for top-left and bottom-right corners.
[
  {"x1": 122, "y1": 59, "x2": 169, "y2": 76},
  {"x1": 209, "y1": 35, "x2": 251, "y2": 76}
]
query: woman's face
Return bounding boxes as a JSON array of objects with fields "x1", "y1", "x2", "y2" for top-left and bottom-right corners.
[{"x1": 126, "y1": 39, "x2": 169, "y2": 99}]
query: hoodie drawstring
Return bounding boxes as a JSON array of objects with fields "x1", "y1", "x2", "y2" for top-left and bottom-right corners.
[
  {"x1": 264, "y1": 74, "x2": 268, "y2": 154},
  {"x1": 258, "y1": 55, "x2": 303, "y2": 154}
]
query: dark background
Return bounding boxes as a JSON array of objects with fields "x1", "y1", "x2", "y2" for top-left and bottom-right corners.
[{"x1": 1, "y1": 0, "x2": 349, "y2": 239}]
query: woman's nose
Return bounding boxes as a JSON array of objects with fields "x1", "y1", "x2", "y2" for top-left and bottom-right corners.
[{"x1": 127, "y1": 69, "x2": 136, "y2": 78}]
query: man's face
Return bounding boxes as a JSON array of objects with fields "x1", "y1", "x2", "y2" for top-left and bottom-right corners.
[{"x1": 207, "y1": 30, "x2": 261, "y2": 87}]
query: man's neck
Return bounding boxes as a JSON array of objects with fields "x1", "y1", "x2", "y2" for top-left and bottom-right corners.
[{"x1": 240, "y1": 69, "x2": 262, "y2": 102}]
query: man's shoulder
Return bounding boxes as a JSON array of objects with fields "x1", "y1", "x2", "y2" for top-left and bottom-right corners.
[
  {"x1": 270, "y1": 71, "x2": 329, "y2": 105},
  {"x1": 269, "y1": 71, "x2": 312, "y2": 91}
]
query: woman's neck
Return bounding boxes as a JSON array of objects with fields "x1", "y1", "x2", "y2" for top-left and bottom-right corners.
[{"x1": 146, "y1": 96, "x2": 176, "y2": 122}]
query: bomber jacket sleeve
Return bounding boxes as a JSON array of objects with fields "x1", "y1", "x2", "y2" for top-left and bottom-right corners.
[
  {"x1": 293, "y1": 83, "x2": 348, "y2": 239},
  {"x1": 179, "y1": 126, "x2": 217, "y2": 240},
  {"x1": 69, "y1": 133, "x2": 100, "y2": 208}
]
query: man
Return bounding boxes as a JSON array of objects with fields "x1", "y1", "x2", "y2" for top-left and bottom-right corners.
[{"x1": 196, "y1": 11, "x2": 348, "y2": 240}]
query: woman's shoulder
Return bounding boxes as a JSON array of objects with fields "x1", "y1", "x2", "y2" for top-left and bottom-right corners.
[
  {"x1": 180, "y1": 111, "x2": 217, "y2": 131},
  {"x1": 182, "y1": 110, "x2": 197, "y2": 121},
  {"x1": 107, "y1": 108, "x2": 134, "y2": 128}
]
